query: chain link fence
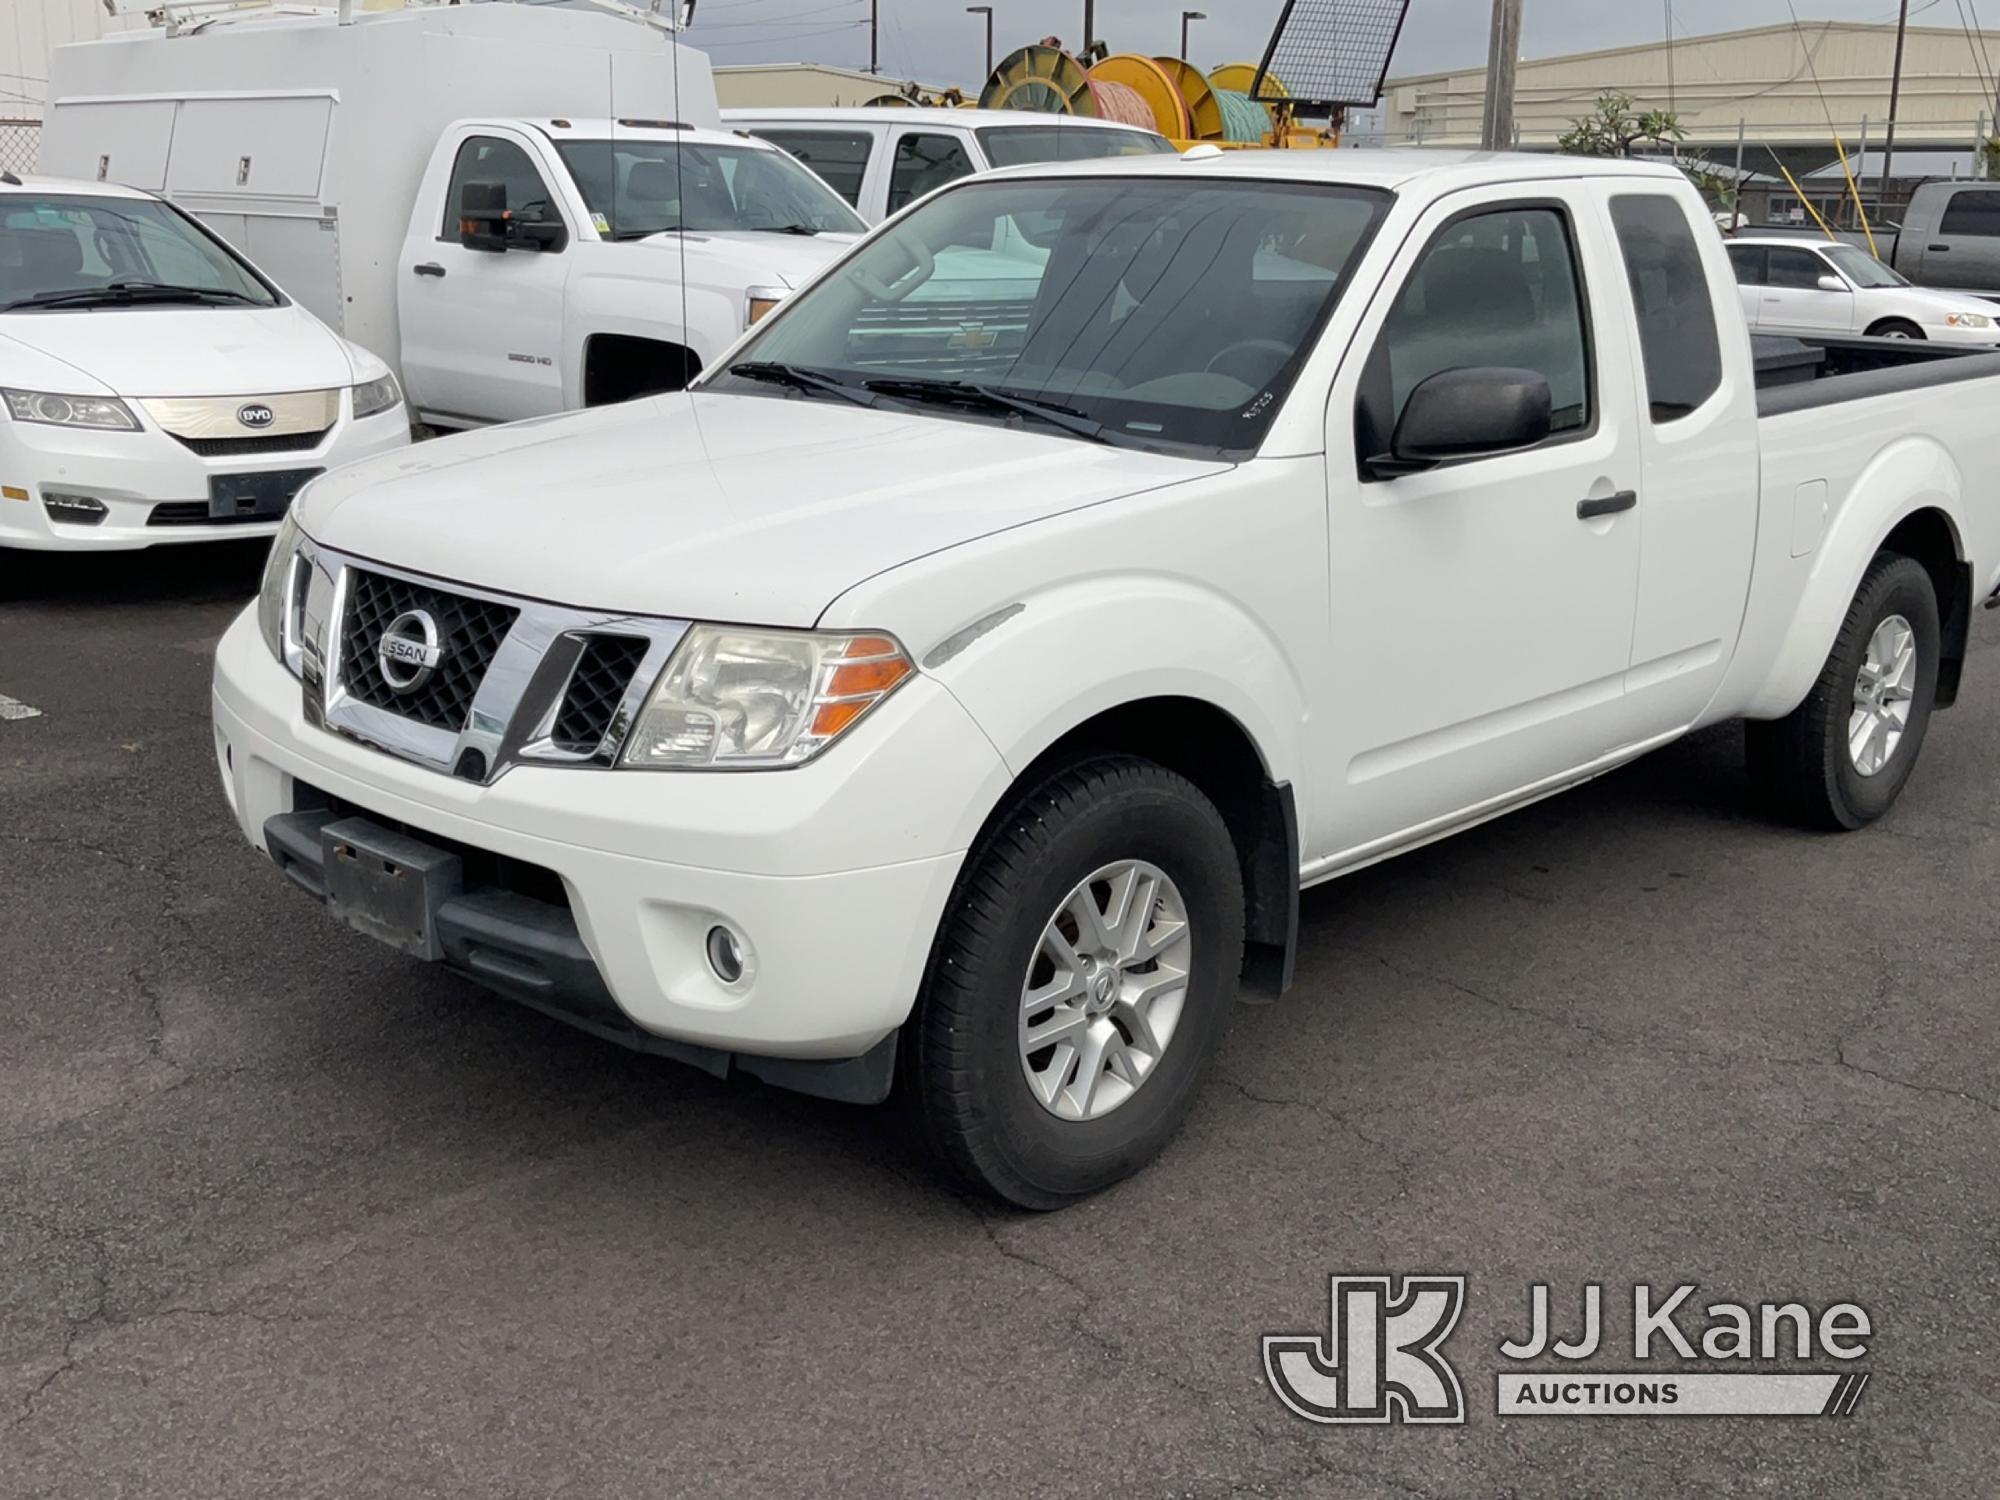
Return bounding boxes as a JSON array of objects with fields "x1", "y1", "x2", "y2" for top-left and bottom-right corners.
[{"x1": 0, "y1": 119, "x2": 41, "y2": 177}]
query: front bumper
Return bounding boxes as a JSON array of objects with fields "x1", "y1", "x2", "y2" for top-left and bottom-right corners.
[
  {"x1": 211, "y1": 607, "x2": 1007, "y2": 1069},
  {"x1": 0, "y1": 403, "x2": 409, "y2": 551}
]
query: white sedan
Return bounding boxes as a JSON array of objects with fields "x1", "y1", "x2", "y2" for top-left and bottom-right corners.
[{"x1": 1726, "y1": 235, "x2": 2000, "y2": 343}]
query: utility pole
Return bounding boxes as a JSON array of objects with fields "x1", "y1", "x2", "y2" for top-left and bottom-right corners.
[
  {"x1": 1083, "y1": 0, "x2": 1096, "y2": 55},
  {"x1": 1878, "y1": 0, "x2": 1909, "y2": 214},
  {"x1": 870, "y1": 0, "x2": 879, "y2": 75},
  {"x1": 967, "y1": 5, "x2": 993, "y2": 80},
  {"x1": 1480, "y1": 0, "x2": 1523, "y2": 151}
]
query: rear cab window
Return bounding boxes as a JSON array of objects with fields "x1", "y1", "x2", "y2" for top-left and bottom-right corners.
[
  {"x1": 887, "y1": 133, "x2": 976, "y2": 216},
  {"x1": 1609, "y1": 193, "x2": 1723, "y2": 422}
]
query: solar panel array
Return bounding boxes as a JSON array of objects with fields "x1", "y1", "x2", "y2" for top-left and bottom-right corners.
[{"x1": 1252, "y1": 0, "x2": 1413, "y2": 111}]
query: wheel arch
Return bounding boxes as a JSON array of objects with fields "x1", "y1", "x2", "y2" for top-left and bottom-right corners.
[
  {"x1": 1746, "y1": 437, "x2": 1971, "y2": 718},
  {"x1": 972, "y1": 695, "x2": 1300, "y2": 1000}
]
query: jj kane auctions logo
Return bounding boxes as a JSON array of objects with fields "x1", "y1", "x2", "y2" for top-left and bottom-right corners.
[{"x1": 1264, "y1": 1277, "x2": 1873, "y2": 1423}]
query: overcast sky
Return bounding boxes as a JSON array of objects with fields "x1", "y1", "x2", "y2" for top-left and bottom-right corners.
[{"x1": 685, "y1": 0, "x2": 1947, "y2": 91}]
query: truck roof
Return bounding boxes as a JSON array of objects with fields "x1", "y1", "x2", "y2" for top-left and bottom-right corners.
[
  {"x1": 721, "y1": 106, "x2": 1163, "y2": 133},
  {"x1": 968, "y1": 147, "x2": 1690, "y2": 193},
  {"x1": 503, "y1": 118, "x2": 781, "y2": 151}
]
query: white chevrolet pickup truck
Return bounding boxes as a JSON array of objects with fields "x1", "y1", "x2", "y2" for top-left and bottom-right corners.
[{"x1": 212, "y1": 152, "x2": 2000, "y2": 1208}]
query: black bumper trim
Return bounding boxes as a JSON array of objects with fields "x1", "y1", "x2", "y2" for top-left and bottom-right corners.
[{"x1": 260, "y1": 808, "x2": 898, "y2": 1104}]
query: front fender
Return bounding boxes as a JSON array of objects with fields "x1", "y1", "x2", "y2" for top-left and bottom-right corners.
[
  {"x1": 1746, "y1": 435, "x2": 1966, "y2": 718},
  {"x1": 919, "y1": 573, "x2": 1309, "y2": 806}
]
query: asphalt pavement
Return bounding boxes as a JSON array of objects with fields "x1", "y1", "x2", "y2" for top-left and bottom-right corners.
[{"x1": 2, "y1": 543, "x2": 1996, "y2": 1498}]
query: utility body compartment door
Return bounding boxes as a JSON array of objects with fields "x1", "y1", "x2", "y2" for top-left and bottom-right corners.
[{"x1": 1315, "y1": 182, "x2": 1645, "y2": 864}]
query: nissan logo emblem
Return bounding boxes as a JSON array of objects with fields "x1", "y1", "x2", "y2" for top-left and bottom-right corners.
[
  {"x1": 237, "y1": 403, "x2": 276, "y2": 429},
  {"x1": 377, "y1": 609, "x2": 444, "y2": 695}
]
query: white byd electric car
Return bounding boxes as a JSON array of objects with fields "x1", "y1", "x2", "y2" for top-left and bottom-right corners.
[{"x1": 0, "y1": 173, "x2": 410, "y2": 568}]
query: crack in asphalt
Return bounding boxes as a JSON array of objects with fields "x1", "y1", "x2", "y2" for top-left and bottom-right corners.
[{"x1": 1354, "y1": 948, "x2": 2000, "y2": 1118}]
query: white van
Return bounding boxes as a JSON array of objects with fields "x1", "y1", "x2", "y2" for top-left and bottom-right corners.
[
  {"x1": 723, "y1": 107, "x2": 1175, "y2": 224},
  {"x1": 41, "y1": 5, "x2": 860, "y2": 427},
  {"x1": 0, "y1": 173, "x2": 408, "y2": 560}
]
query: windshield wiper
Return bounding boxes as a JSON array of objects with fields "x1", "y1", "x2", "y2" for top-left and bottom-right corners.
[
  {"x1": 748, "y1": 223, "x2": 823, "y2": 236},
  {"x1": 2, "y1": 281, "x2": 261, "y2": 312},
  {"x1": 728, "y1": 361, "x2": 879, "y2": 408},
  {"x1": 611, "y1": 226, "x2": 683, "y2": 241},
  {"x1": 862, "y1": 377, "x2": 1113, "y2": 444}
]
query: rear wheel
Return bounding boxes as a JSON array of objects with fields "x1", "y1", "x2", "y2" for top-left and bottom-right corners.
[
  {"x1": 904, "y1": 755, "x2": 1245, "y2": 1209},
  {"x1": 1746, "y1": 552, "x2": 1940, "y2": 830}
]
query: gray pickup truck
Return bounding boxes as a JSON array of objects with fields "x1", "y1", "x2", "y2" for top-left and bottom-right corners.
[{"x1": 1888, "y1": 181, "x2": 2000, "y2": 298}]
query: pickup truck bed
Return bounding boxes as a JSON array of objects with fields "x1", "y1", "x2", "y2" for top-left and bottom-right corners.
[{"x1": 1753, "y1": 333, "x2": 2000, "y2": 412}]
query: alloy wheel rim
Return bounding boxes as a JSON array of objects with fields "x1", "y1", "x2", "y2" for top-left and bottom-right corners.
[
  {"x1": 1017, "y1": 860, "x2": 1193, "y2": 1122},
  {"x1": 1849, "y1": 613, "x2": 1918, "y2": 777}
]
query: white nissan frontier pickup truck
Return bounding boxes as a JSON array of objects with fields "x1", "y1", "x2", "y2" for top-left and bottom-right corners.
[{"x1": 212, "y1": 152, "x2": 2000, "y2": 1208}]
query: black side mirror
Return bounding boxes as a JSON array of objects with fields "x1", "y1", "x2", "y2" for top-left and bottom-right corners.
[
  {"x1": 1373, "y1": 367, "x2": 1553, "y2": 477},
  {"x1": 458, "y1": 181, "x2": 510, "y2": 253}
]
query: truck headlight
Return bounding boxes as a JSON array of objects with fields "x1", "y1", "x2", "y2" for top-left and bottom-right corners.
[
  {"x1": 746, "y1": 287, "x2": 788, "y2": 327},
  {"x1": 351, "y1": 373, "x2": 402, "y2": 419},
  {"x1": 256, "y1": 510, "x2": 304, "y2": 670},
  {"x1": 2, "y1": 389, "x2": 140, "y2": 431},
  {"x1": 621, "y1": 625, "x2": 912, "y2": 769}
]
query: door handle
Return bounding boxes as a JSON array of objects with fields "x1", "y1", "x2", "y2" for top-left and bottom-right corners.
[
  {"x1": 412, "y1": 262, "x2": 446, "y2": 278},
  {"x1": 1928, "y1": 243, "x2": 1950, "y2": 252},
  {"x1": 1578, "y1": 490, "x2": 1638, "y2": 520}
]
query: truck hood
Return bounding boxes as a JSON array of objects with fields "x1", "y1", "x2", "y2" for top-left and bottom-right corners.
[
  {"x1": 300, "y1": 391, "x2": 1228, "y2": 625},
  {"x1": 0, "y1": 303, "x2": 355, "y2": 397},
  {"x1": 640, "y1": 229, "x2": 858, "y2": 289}
]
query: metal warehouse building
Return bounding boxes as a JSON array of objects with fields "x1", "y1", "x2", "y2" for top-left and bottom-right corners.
[{"x1": 1383, "y1": 19, "x2": 2000, "y2": 176}]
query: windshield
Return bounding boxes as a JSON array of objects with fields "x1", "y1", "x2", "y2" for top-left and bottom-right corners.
[
  {"x1": 1822, "y1": 243, "x2": 1908, "y2": 289},
  {"x1": 975, "y1": 125, "x2": 1177, "y2": 168},
  {"x1": 711, "y1": 177, "x2": 1390, "y2": 456},
  {"x1": 0, "y1": 193, "x2": 278, "y2": 311},
  {"x1": 556, "y1": 139, "x2": 866, "y2": 239}
]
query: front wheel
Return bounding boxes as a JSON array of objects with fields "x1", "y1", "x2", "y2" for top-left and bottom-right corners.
[
  {"x1": 904, "y1": 755, "x2": 1245, "y2": 1209},
  {"x1": 1866, "y1": 318, "x2": 1924, "y2": 341},
  {"x1": 1746, "y1": 552, "x2": 1941, "y2": 830}
]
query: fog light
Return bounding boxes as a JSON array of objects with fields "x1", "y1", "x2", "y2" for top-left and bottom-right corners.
[
  {"x1": 42, "y1": 491, "x2": 108, "y2": 526},
  {"x1": 705, "y1": 924, "x2": 747, "y2": 985}
]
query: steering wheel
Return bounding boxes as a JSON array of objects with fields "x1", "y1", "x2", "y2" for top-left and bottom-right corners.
[
  {"x1": 849, "y1": 236, "x2": 936, "y2": 304},
  {"x1": 1204, "y1": 339, "x2": 1295, "y2": 384}
]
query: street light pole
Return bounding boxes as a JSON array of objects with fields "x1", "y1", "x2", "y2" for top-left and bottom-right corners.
[
  {"x1": 1083, "y1": 0, "x2": 1095, "y2": 54},
  {"x1": 967, "y1": 5, "x2": 993, "y2": 80},
  {"x1": 1181, "y1": 10, "x2": 1206, "y2": 60},
  {"x1": 1877, "y1": 0, "x2": 1911, "y2": 215},
  {"x1": 1480, "y1": 0, "x2": 1523, "y2": 151}
]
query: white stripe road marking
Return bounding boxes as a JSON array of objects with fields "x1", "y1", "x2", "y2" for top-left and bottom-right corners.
[{"x1": 0, "y1": 693, "x2": 44, "y2": 721}]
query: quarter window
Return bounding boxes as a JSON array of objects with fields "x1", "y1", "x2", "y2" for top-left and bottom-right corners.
[
  {"x1": 886, "y1": 132, "x2": 975, "y2": 216},
  {"x1": 1610, "y1": 194, "x2": 1723, "y2": 422},
  {"x1": 750, "y1": 129, "x2": 874, "y2": 208},
  {"x1": 1367, "y1": 205, "x2": 1592, "y2": 456}
]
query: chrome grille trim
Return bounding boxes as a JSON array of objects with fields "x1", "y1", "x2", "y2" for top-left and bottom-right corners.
[
  {"x1": 291, "y1": 539, "x2": 688, "y2": 784},
  {"x1": 140, "y1": 389, "x2": 341, "y2": 439}
]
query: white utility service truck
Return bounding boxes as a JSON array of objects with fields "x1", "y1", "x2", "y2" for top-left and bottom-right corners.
[
  {"x1": 212, "y1": 152, "x2": 2000, "y2": 1208},
  {"x1": 39, "y1": 1, "x2": 862, "y2": 427}
]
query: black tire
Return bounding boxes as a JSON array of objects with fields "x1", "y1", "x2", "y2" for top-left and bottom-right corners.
[
  {"x1": 1866, "y1": 318, "x2": 1924, "y2": 341},
  {"x1": 1745, "y1": 551, "x2": 1940, "y2": 830},
  {"x1": 904, "y1": 755, "x2": 1245, "y2": 1210}
]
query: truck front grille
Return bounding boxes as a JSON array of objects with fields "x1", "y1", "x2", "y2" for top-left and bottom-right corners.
[
  {"x1": 551, "y1": 635, "x2": 650, "y2": 755},
  {"x1": 339, "y1": 569, "x2": 520, "y2": 733},
  {"x1": 174, "y1": 431, "x2": 328, "y2": 457}
]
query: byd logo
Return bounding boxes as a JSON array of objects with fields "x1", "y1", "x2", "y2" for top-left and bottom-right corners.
[{"x1": 1264, "y1": 1275, "x2": 1466, "y2": 1425}]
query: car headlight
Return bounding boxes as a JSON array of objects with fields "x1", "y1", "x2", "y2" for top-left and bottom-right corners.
[
  {"x1": 2, "y1": 389, "x2": 140, "y2": 431},
  {"x1": 1946, "y1": 311, "x2": 1994, "y2": 329},
  {"x1": 256, "y1": 510, "x2": 304, "y2": 670},
  {"x1": 621, "y1": 625, "x2": 912, "y2": 769},
  {"x1": 351, "y1": 372, "x2": 402, "y2": 419}
]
